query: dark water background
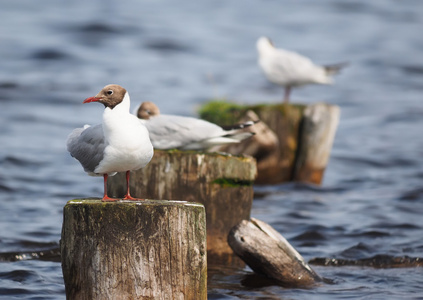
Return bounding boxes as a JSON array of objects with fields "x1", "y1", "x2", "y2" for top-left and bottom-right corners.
[{"x1": 1, "y1": 0, "x2": 423, "y2": 299}]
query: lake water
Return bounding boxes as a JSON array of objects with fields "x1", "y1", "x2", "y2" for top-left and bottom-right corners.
[{"x1": 1, "y1": 0, "x2": 423, "y2": 299}]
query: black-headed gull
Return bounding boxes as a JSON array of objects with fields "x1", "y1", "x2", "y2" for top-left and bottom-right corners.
[
  {"x1": 67, "y1": 84, "x2": 154, "y2": 202},
  {"x1": 136, "y1": 101, "x2": 256, "y2": 150},
  {"x1": 256, "y1": 36, "x2": 347, "y2": 103}
]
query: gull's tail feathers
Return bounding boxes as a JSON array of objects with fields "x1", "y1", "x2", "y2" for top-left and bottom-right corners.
[
  {"x1": 324, "y1": 62, "x2": 349, "y2": 75},
  {"x1": 221, "y1": 120, "x2": 260, "y2": 131}
]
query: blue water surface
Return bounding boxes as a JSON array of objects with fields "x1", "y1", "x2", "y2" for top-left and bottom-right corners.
[{"x1": 1, "y1": 0, "x2": 423, "y2": 299}]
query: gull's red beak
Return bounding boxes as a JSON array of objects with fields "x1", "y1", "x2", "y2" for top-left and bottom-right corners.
[{"x1": 83, "y1": 97, "x2": 102, "y2": 104}]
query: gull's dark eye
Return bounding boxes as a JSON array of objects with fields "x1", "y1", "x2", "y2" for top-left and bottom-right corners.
[{"x1": 107, "y1": 90, "x2": 113, "y2": 95}]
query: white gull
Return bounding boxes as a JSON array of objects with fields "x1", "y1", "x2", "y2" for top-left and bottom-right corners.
[
  {"x1": 257, "y1": 36, "x2": 347, "y2": 103},
  {"x1": 67, "y1": 84, "x2": 154, "y2": 201},
  {"x1": 136, "y1": 101, "x2": 256, "y2": 151}
]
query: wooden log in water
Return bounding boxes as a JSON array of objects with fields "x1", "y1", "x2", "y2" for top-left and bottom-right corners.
[
  {"x1": 199, "y1": 101, "x2": 340, "y2": 185},
  {"x1": 108, "y1": 150, "x2": 257, "y2": 265},
  {"x1": 227, "y1": 217, "x2": 323, "y2": 287},
  {"x1": 61, "y1": 199, "x2": 207, "y2": 300}
]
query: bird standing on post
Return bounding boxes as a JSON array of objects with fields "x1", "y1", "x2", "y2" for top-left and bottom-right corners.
[
  {"x1": 256, "y1": 36, "x2": 347, "y2": 103},
  {"x1": 136, "y1": 101, "x2": 257, "y2": 151},
  {"x1": 67, "y1": 84, "x2": 154, "y2": 202}
]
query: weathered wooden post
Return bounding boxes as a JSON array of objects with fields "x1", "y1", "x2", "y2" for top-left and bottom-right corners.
[
  {"x1": 228, "y1": 218, "x2": 323, "y2": 287},
  {"x1": 61, "y1": 199, "x2": 207, "y2": 300},
  {"x1": 107, "y1": 150, "x2": 257, "y2": 265},
  {"x1": 292, "y1": 103, "x2": 340, "y2": 183},
  {"x1": 199, "y1": 101, "x2": 339, "y2": 185}
]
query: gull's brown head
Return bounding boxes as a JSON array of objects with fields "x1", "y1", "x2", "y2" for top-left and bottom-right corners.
[
  {"x1": 137, "y1": 101, "x2": 160, "y2": 120},
  {"x1": 83, "y1": 84, "x2": 127, "y2": 109}
]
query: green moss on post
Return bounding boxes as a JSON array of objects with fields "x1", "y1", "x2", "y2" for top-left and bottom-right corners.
[
  {"x1": 212, "y1": 178, "x2": 254, "y2": 187},
  {"x1": 61, "y1": 199, "x2": 207, "y2": 300},
  {"x1": 198, "y1": 100, "x2": 306, "y2": 127},
  {"x1": 198, "y1": 100, "x2": 247, "y2": 125}
]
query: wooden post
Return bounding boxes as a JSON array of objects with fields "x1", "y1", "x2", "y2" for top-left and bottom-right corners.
[
  {"x1": 227, "y1": 218, "x2": 323, "y2": 287},
  {"x1": 108, "y1": 150, "x2": 257, "y2": 265},
  {"x1": 208, "y1": 110, "x2": 280, "y2": 182},
  {"x1": 292, "y1": 103, "x2": 340, "y2": 183},
  {"x1": 61, "y1": 199, "x2": 207, "y2": 300},
  {"x1": 199, "y1": 100, "x2": 340, "y2": 185}
]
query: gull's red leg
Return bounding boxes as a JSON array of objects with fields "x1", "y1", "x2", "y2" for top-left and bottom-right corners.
[
  {"x1": 283, "y1": 86, "x2": 291, "y2": 103},
  {"x1": 123, "y1": 171, "x2": 137, "y2": 200},
  {"x1": 102, "y1": 173, "x2": 117, "y2": 202},
  {"x1": 123, "y1": 171, "x2": 145, "y2": 201}
]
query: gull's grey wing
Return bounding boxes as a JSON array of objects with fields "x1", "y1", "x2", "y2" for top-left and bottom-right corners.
[
  {"x1": 145, "y1": 114, "x2": 225, "y2": 150},
  {"x1": 273, "y1": 49, "x2": 330, "y2": 85},
  {"x1": 66, "y1": 124, "x2": 106, "y2": 175}
]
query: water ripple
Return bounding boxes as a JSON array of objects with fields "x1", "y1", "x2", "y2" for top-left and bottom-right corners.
[{"x1": 30, "y1": 48, "x2": 73, "y2": 61}]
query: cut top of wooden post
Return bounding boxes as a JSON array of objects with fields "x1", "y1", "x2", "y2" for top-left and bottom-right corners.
[{"x1": 61, "y1": 198, "x2": 207, "y2": 300}]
